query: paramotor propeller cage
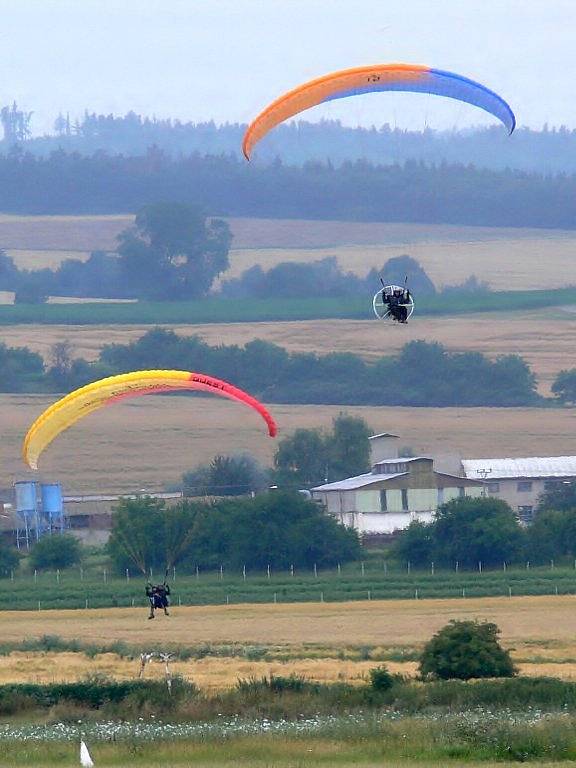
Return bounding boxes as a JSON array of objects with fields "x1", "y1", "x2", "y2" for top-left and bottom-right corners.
[{"x1": 373, "y1": 284, "x2": 415, "y2": 323}]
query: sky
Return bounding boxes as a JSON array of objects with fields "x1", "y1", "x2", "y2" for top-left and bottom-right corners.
[{"x1": 1, "y1": 0, "x2": 574, "y2": 135}]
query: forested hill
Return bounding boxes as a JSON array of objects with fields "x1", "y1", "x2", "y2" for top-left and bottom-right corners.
[
  {"x1": 2, "y1": 150, "x2": 576, "y2": 228},
  {"x1": 15, "y1": 115, "x2": 576, "y2": 173}
]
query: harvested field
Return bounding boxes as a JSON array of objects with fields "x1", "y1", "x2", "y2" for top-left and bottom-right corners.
[
  {"x1": 4, "y1": 308, "x2": 574, "y2": 395},
  {"x1": 0, "y1": 594, "x2": 575, "y2": 655},
  {"x1": 3, "y1": 395, "x2": 575, "y2": 493},
  {"x1": 227, "y1": 238, "x2": 576, "y2": 291},
  {"x1": 0, "y1": 214, "x2": 574, "y2": 291}
]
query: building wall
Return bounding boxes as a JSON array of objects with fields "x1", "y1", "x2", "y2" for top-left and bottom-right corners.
[
  {"x1": 315, "y1": 483, "x2": 483, "y2": 534},
  {"x1": 483, "y1": 477, "x2": 573, "y2": 522}
]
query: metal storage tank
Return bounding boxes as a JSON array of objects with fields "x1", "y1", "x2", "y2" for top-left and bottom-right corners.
[
  {"x1": 40, "y1": 483, "x2": 63, "y2": 517},
  {"x1": 14, "y1": 481, "x2": 37, "y2": 515}
]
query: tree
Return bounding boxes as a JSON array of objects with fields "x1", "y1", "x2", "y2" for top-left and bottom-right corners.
[
  {"x1": 29, "y1": 534, "x2": 81, "y2": 570},
  {"x1": 47, "y1": 340, "x2": 74, "y2": 390},
  {"x1": 107, "y1": 496, "x2": 199, "y2": 574},
  {"x1": 182, "y1": 454, "x2": 269, "y2": 496},
  {"x1": 393, "y1": 521, "x2": 434, "y2": 567},
  {"x1": 419, "y1": 620, "x2": 516, "y2": 680},
  {"x1": 116, "y1": 202, "x2": 232, "y2": 300},
  {"x1": 432, "y1": 497, "x2": 524, "y2": 568},
  {"x1": 274, "y1": 428, "x2": 328, "y2": 487},
  {"x1": 0, "y1": 542, "x2": 19, "y2": 576},
  {"x1": 537, "y1": 481, "x2": 576, "y2": 514},
  {"x1": 185, "y1": 491, "x2": 361, "y2": 570},
  {"x1": 328, "y1": 413, "x2": 373, "y2": 479},
  {"x1": 375, "y1": 254, "x2": 436, "y2": 295},
  {"x1": 274, "y1": 415, "x2": 373, "y2": 488},
  {"x1": 552, "y1": 369, "x2": 576, "y2": 404}
]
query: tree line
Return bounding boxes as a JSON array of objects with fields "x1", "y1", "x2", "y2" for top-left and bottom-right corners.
[
  {"x1": 394, "y1": 483, "x2": 576, "y2": 569},
  {"x1": 6, "y1": 107, "x2": 576, "y2": 173},
  {"x1": 21, "y1": 330, "x2": 540, "y2": 407},
  {"x1": 0, "y1": 148, "x2": 575, "y2": 227}
]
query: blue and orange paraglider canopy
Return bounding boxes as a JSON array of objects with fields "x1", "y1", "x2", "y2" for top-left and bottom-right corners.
[{"x1": 243, "y1": 63, "x2": 516, "y2": 159}]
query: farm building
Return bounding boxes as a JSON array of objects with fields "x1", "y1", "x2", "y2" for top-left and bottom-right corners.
[
  {"x1": 461, "y1": 457, "x2": 576, "y2": 523},
  {"x1": 312, "y1": 433, "x2": 484, "y2": 536}
]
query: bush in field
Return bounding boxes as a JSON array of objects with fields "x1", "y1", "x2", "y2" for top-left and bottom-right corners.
[
  {"x1": 369, "y1": 665, "x2": 395, "y2": 692},
  {"x1": 29, "y1": 534, "x2": 81, "y2": 571},
  {"x1": 419, "y1": 620, "x2": 516, "y2": 681}
]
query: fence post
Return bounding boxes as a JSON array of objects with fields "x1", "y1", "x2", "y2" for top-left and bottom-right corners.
[
  {"x1": 508, "y1": 586, "x2": 512, "y2": 598},
  {"x1": 290, "y1": 564, "x2": 294, "y2": 577},
  {"x1": 414, "y1": 588, "x2": 418, "y2": 600},
  {"x1": 551, "y1": 559, "x2": 555, "y2": 570},
  {"x1": 273, "y1": 592, "x2": 277, "y2": 604},
  {"x1": 80, "y1": 567, "x2": 83, "y2": 581},
  {"x1": 226, "y1": 594, "x2": 230, "y2": 605},
  {"x1": 503, "y1": 561, "x2": 507, "y2": 572},
  {"x1": 219, "y1": 564, "x2": 223, "y2": 581},
  {"x1": 38, "y1": 600, "x2": 41, "y2": 611},
  {"x1": 361, "y1": 561, "x2": 365, "y2": 577},
  {"x1": 131, "y1": 597, "x2": 135, "y2": 607},
  {"x1": 455, "y1": 561, "x2": 459, "y2": 572},
  {"x1": 34, "y1": 569, "x2": 37, "y2": 584},
  {"x1": 478, "y1": 561, "x2": 482, "y2": 573},
  {"x1": 337, "y1": 563, "x2": 341, "y2": 576},
  {"x1": 267, "y1": 564, "x2": 271, "y2": 580},
  {"x1": 196, "y1": 566, "x2": 199, "y2": 580},
  {"x1": 126, "y1": 569, "x2": 130, "y2": 583},
  {"x1": 103, "y1": 569, "x2": 107, "y2": 583},
  {"x1": 85, "y1": 598, "x2": 88, "y2": 609},
  {"x1": 526, "y1": 561, "x2": 530, "y2": 570},
  {"x1": 431, "y1": 562, "x2": 435, "y2": 576},
  {"x1": 407, "y1": 561, "x2": 411, "y2": 574},
  {"x1": 462, "y1": 588, "x2": 466, "y2": 598},
  {"x1": 314, "y1": 563, "x2": 317, "y2": 578},
  {"x1": 383, "y1": 561, "x2": 387, "y2": 575},
  {"x1": 173, "y1": 566, "x2": 176, "y2": 582},
  {"x1": 555, "y1": 585, "x2": 559, "y2": 596},
  {"x1": 56, "y1": 569, "x2": 60, "y2": 583},
  {"x1": 243, "y1": 565, "x2": 246, "y2": 581},
  {"x1": 367, "y1": 590, "x2": 371, "y2": 601},
  {"x1": 320, "y1": 591, "x2": 324, "y2": 602}
]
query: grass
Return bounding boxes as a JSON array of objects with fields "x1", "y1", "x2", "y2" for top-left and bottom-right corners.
[{"x1": 1, "y1": 287, "x2": 576, "y2": 325}]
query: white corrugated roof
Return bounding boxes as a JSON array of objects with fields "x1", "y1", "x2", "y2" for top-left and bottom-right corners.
[
  {"x1": 462, "y1": 457, "x2": 576, "y2": 480},
  {"x1": 312, "y1": 472, "x2": 406, "y2": 492}
]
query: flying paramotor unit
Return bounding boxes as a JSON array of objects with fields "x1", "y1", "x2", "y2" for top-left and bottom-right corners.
[
  {"x1": 242, "y1": 63, "x2": 516, "y2": 159},
  {"x1": 22, "y1": 369, "x2": 277, "y2": 470},
  {"x1": 373, "y1": 283, "x2": 415, "y2": 324}
]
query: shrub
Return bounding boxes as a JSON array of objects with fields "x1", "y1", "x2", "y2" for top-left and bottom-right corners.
[
  {"x1": 29, "y1": 534, "x2": 82, "y2": 570},
  {"x1": 419, "y1": 620, "x2": 517, "y2": 681},
  {"x1": 369, "y1": 665, "x2": 395, "y2": 692}
]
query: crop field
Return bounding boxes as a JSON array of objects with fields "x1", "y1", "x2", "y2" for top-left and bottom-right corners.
[
  {"x1": 0, "y1": 214, "x2": 575, "y2": 292},
  {"x1": 4, "y1": 307, "x2": 574, "y2": 395},
  {"x1": 1, "y1": 594, "x2": 576, "y2": 688},
  {"x1": 2, "y1": 395, "x2": 575, "y2": 492}
]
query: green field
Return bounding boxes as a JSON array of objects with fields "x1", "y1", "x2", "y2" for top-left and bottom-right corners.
[
  {"x1": 2, "y1": 287, "x2": 576, "y2": 325},
  {"x1": 3, "y1": 561, "x2": 575, "y2": 611}
]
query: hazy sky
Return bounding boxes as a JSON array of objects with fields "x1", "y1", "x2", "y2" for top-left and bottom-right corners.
[{"x1": 2, "y1": 0, "x2": 574, "y2": 135}]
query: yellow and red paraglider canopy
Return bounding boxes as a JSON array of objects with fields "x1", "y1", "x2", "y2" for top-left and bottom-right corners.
[{"x1": 23, "y1": 370, "x2": 277, "y2": 470}]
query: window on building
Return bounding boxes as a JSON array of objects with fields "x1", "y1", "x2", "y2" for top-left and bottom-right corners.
[
  {"x1": 379, "y1": 489, "x2": 387, "y2": 512},
  {"x1": 401, "y1": 488, "x2": 408, "y2": 511},
  {"x1": 517, "y1": 505, "x2": 534, "y2": 524},
  {"x1": 517, "y1": 481, "x2": 533, "y2": 492},
  {"x1": 487, "y1": 482, "x2": 500, "y2": 493},
  {"x1": 458, "y1": 486, "x2": 465, "y2": 498}
]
